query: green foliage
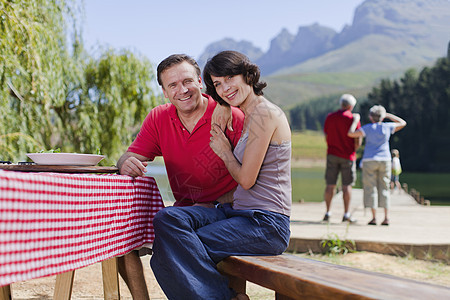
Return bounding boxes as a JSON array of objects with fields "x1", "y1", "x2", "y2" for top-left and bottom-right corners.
[
  {"x1": 1, "y1": 0, "x2": 76, "y2": 157},
  {"x1": 321, "y1": 232, "x2": 356, "y2": 256},
  {"x1": 0, "y1": 0, "x2": 159, "y2": 164},
  {"x1": 360, "y1": 56, "x2": 450, "y2": 171}
]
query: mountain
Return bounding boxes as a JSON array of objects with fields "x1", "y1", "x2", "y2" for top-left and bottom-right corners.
[
  {"x1": 275, "y1": 0, "x2": 450, "y2": 75},
  {"x1": 197, "y1": 0, "x2": 450, "y2": 78},
  {"x1": 257, "y1": 24, "x2": 336, "y2": 75},
  {"x1": 196, "y1": 38, "x2": 264, "y2": 70}
]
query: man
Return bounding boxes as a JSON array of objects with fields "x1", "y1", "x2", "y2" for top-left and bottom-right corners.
[
  {"x1": 116, "y1": 54, "x2": 244, "y2": 299},
  {"x1": 323, "y1": 94, "x2": 362, "y2": 222}
]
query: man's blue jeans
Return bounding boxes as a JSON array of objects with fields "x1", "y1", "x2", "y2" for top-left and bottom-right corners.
[{"x1": 150, "y1": 204, "x2": 290, "y2": 300}]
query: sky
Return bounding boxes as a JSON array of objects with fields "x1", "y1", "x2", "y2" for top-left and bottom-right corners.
[{"x1": 81, "y1": 0, "x2": 364, "y2": 66}]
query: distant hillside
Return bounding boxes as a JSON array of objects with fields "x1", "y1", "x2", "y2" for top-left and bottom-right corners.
[
  {"x1": 197, "y1": 0, "x2": 450, "y2": 107},
  {"x1": 275, "y1": 0, "x2": 450, "y2": 75},
  {"x1": 196, "y1": 38, "x2": 263, "y2": 69}
]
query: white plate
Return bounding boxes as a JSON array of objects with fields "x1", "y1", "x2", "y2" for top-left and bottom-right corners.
[{"x1": 26, "y1": 153, "x2": 105, "y2": 166}]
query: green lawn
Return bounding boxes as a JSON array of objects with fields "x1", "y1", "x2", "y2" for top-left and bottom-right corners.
[{"x1": 291, "y1": 130, "x2": 326, "y2": 160}]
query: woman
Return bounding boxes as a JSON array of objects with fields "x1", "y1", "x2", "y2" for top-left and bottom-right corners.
[
  {"x1": 205, "y1": 50, "x2": 292, "y2": 213},
  {"x1": 348, "y1": 105, "x2": 406, "y2": 226},
  {"x1": 150, "y1": 51, "x2": 291, "y2": 300}
]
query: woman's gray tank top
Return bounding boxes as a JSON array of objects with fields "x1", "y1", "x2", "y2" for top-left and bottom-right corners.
[{"x1": 232, "y1": 131, "x2": 292, "y2": 216}]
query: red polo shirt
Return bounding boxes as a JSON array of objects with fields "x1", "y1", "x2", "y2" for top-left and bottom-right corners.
[
  {"x1": 128, "y1": 94, "x2": 244, "y2": 206},
  {"x1": 324, "y1": 109, "x2": 361, "y2": 161}
]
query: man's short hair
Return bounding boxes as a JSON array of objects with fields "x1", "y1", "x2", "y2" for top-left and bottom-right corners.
[
  {"x1": 156, "y1": 54, "x2": 201, "y2": 86},
  {"x1": 339, "y1": 94, "x2": 357, "y2": 108}
]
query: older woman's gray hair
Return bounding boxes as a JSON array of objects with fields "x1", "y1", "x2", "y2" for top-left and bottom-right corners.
[{"x1": 369, "y1": 105, "x2": 386, "y2": 122}]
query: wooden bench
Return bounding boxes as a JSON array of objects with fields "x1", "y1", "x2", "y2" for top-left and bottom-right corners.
[{"x1": 217, "y1": 253, "x2": 450, "y2": 299}]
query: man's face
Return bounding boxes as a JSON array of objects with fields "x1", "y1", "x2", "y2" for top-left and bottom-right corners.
[{"x1": 160, "y1": 61, "x2": 203, "y2": 115}]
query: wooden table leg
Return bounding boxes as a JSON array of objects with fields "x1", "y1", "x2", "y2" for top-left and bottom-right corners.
[
  {"x1": 101, "y1": 257, "x2": 120, "y2": 300},
  {"x1": 0, "y1": 285, "x2": 11, "y2": 300},
  {"x1": 54, "y1": 270, "x2": 75, "y2": 300}
]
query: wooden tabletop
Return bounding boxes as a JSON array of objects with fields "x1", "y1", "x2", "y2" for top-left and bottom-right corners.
[{"x1": 0, "y1": 164, "x2": 118, "y2": 173}]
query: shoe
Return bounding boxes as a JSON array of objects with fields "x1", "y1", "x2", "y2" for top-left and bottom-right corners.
[
  {"x1": 368, "y1": 219, "x2": 377, "y2": 225},
  {"x1": 342, "y1": 215, "x2": 356, "y2": 223},
  {"x1": 381, "y1": 219, "x2": 389, "y2": 226},
  {"x1": 323, "y1": 214, "x2": 330, "y2": 222}
]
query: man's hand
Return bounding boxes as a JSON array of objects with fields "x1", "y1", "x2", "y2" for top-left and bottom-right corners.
[
  {"x1": 118, "y1": 153, "x2": 149, "y2": 177},
  {"x1": 212, "y1": 103, "x2": 233, "y2": 132}
]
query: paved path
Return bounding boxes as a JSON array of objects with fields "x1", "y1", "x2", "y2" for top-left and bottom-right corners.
[{"x1": 288, "y1": 189, "x2": 450, "y2": 260}]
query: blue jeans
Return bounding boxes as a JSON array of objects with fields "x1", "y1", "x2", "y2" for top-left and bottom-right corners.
[{"x1": 150, "y1": 204, "x2": 290, "y2": 300}]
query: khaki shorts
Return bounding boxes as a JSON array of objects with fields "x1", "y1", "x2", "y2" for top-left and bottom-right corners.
[{"x1": 325, "y1": 154, "x2": 356, "y2": 186}]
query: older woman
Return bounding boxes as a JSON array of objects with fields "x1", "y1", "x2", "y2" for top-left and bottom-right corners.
[{"x1": 348, "y1": 105, "x2": 406, "y2": 226}]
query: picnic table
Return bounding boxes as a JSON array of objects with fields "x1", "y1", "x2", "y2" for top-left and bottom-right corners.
[{"x1": 0, "y1": 168, "x2": 165, "y2": 299}]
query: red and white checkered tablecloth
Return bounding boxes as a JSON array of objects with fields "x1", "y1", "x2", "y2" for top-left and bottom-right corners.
[{"x1": 0, "y1": 170, "x2": 165, "y2": 286}]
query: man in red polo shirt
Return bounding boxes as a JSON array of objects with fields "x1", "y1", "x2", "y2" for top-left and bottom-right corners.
[
  {"x1": 323, "y1": 94, "x2": 361, "y2": 223},
  {"x1": 116, "y1": 54, "x2": 244, "y2": 299}
]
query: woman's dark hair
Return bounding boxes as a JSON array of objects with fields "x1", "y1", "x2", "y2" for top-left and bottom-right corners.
[
  {"x1": 203, "y1": 50, "x2": 267, "y2": 105},
  {"x1": 157, "y1": 54, "x2": 201, "y2": 86}
]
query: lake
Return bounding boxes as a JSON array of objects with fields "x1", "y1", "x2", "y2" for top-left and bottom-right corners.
[
  {"x1": 292, "y1": 167, "x2": 450, "y2": 206},
  {"x1": 145, "y1": 162, "x2": 450, "y2": 206}
]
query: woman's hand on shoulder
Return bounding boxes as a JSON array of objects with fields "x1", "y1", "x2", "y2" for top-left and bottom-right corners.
[
  {"x1": 212, "y1": 103, "x2": 233, "y2": 132},
  {"x1": 209, "y1": 123, "x2": 232, "y2": 160}
]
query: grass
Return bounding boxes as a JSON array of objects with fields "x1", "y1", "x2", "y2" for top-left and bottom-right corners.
[{"x1": 291, "y1": 130, "x2": 326, "y2": 160}]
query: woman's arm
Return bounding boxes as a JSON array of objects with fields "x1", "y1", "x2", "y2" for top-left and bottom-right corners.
[
  {"x1": 210, "y1": 103, "x2": 281, "y2": 190},
  {"x1": 385, "y1": 112, "x2": 407, "y2": 132},
  {"x1": 347, "y1": 113, "x2": 363, "y2": 138},
  {"x1": 211, "y1": 103, "x2": 233, "y2": 132}
]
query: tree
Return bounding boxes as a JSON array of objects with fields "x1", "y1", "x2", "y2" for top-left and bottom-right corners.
[
  {"x1": 365, "y1": 57, "x2": 450, "y2": 171},
  {"x1": 0, "y1": 0, "x2": 159, "y2": 164}
]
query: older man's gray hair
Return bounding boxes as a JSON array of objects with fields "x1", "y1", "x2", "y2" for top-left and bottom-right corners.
[{"x1": 339, "y1": 94, "x2": 357, "y2": 108}]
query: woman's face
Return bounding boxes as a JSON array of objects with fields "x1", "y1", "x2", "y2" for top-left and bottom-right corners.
[{"x1": 210, "y1": 74, "x2": 253, "y2": 107}]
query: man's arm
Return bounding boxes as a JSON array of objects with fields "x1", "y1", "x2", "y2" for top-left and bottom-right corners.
[{"x1": 117, "y1": 151, "x2": 150, "y2": 177}]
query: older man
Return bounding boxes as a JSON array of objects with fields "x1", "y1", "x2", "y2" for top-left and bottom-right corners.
[{"x1": 323, "y1": 94, "x2": 362, "y2": 223}]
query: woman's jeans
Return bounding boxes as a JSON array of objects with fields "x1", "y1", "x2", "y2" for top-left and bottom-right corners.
[{"x1": 150, "y1": 204, "x2": 290, "y2": 300}]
